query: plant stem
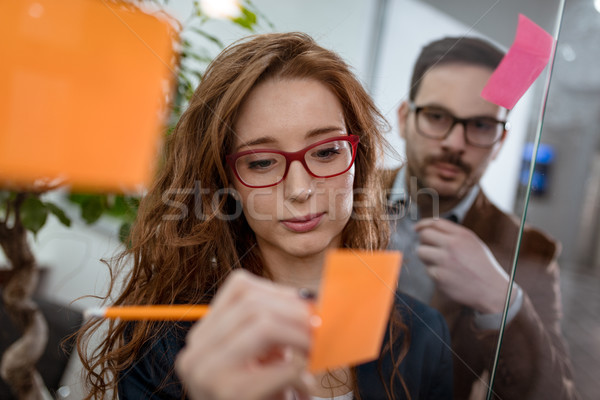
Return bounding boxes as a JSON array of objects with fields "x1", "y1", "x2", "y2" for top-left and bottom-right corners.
[{"x1": 0, "y1": 192, "x2": 48, "y2": 399}]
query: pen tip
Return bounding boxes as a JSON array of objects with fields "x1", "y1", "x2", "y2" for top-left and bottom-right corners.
[
  {"x1": 298, "y1": 287, "x2": 317, "y2": 300},
  {"x1": 84, "y1": 307, "x2": 105, "y2": 319}
]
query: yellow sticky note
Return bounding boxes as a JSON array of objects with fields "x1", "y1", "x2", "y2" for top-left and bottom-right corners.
[
  {"x1": 309, "y1": 249, "x2": 402, "y2": 372},
  {"x1": 0, "y1": 0, "x2": 177, "y2": 192}
]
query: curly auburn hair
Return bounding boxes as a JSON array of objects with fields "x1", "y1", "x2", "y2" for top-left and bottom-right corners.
[{"x1": 76, "y1": 32, "x2": 409, "y2": 400}]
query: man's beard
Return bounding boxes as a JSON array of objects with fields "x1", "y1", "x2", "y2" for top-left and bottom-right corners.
[{"x1": 411, "y1": 151, "x2": 474, "y2": 199}]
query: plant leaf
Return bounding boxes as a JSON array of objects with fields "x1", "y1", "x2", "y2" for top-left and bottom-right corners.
[
  {"x1": 44, "y1": 202, "x2": 72, "y2": 227},
  {"x1": 118, "y1": 222, "x2": 132, "y2": 246},
  {"x1": 20, "y1": 196, "x2": 48, "y2": 235},
  {"x1": 233, "y1": 7, "x2": 257, "y2": 31},
  {"x1": 68, "y1": 193, "x2": 90, "y2": 205},
  {"x1": 80, "y1": 195, "x2": 105, "y2": 224},
  {"x1": 243, "y1": 0, "x2": 275, "y2": 30},
  {"x1": 105, "y1": 195, "x2": 139, "y2": 222},
  {"x1": 0, "y1": 190, "x2": 9, "y2": 212}
]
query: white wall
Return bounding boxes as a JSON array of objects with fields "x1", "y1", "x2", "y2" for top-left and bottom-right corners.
[{"x1": 168, "y1": 0, "x2": 377, "y2": 83}]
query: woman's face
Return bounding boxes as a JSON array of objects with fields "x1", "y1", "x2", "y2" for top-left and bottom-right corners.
[{"x1": 230, "y1": 78, "x2": 355, "y2": 260}]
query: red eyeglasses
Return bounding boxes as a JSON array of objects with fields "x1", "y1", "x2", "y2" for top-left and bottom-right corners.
[{"x1": 226, "y1": 135, "x2": 360, "y2": 188}]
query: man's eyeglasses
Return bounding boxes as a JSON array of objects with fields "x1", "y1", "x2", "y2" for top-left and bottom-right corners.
[
  {"x1": 409, "y1": 102, "x2": 509, "y2": 148},
  {"x1": 226, "y1": 135, "x2": 359, "y2": 188}
]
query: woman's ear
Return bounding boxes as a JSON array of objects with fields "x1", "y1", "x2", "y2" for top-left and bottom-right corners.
[{"x1": 397, "y1": 101, "x2": 410, "y2": 140}]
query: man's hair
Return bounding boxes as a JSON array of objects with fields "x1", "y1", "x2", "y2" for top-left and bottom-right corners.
[{"x1": 409, "y1": 36, "x2": 505, "y2": 100}]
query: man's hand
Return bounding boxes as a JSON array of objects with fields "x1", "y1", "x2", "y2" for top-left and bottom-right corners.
[{"x1": 415, "y1": 218, "x2": 516, "y2": 314}]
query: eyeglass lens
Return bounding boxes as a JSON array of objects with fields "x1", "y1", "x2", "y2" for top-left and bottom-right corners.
[
  {"x1": 417, "y1": 107, "x2": 503, "y2": 146},
  {"x1": 234, "y1": 139, "x2": 354, "y2": 187}
]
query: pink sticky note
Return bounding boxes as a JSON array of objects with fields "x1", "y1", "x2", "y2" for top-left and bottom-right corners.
[{"x1": 481, "y1": 14, "x2": 555, "y2": 109}]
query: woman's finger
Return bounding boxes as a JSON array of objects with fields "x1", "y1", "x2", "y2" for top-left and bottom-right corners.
[
  {"x1": 186, "y1": 271, "x2": 312, "y2": 349},
  {"x1": 232, "y1": 350, "x2": 313, "y2": 400},
  {"x1": 210, "y1": 270, "x2": 305, "y2": 313},
  {"x1": 217, "y1": 310, "x2": 312, "y2": 362},
  {"x1": 190, "y1": 289, "x2": 312, "y2": 355}
]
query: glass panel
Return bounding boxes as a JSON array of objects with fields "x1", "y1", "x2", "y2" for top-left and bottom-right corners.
[
  {"x1": 514, "y1": 1, "x2": 600, "y2": 399},
  {"x1": 372, "y1": 1, "x2": 574, "y2": 399},
  {"x1": 21, "y1": 1, "x2": 580, "y2": 399}
]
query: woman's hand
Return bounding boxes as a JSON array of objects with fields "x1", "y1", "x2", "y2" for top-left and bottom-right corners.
[{"x1": 175, "y1": 270, "x2": 315, "y2": 400}]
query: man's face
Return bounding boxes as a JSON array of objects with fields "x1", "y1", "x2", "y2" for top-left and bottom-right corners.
[{"x1": 399, "y1": 63, "x2": 508, "y2": 200}]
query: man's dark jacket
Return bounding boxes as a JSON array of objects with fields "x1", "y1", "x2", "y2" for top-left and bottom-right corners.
[{"x1": 384, "y1": 168, "x2": 578, "y2": 400}]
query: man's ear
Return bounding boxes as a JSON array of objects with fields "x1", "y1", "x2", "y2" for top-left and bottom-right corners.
[{"x1": 397, "y1": 101, "x2": 410, "y2": 140}]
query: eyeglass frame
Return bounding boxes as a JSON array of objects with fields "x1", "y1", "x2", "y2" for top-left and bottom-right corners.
[
  {"x1": 225, "y1": 134, "x2": 360, "y2": 188},
  {"x1": 408, "y1": 102, "x2": 510, "y2": 148}
]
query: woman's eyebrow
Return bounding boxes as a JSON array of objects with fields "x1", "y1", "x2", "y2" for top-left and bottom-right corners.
[
  {"x1": 234, "y1": 126, "x2": 346, "y2": 152},
  {"x1": 305, "y1": 126, "x2": 346, "y2": 139},
  {"x1": 234, "y1": 136, "x2": 277, "y2": 152}
]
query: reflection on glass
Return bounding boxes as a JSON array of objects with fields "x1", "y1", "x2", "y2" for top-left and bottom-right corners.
[
  {"x1": 376, "y1": 0, "x2": 581, "y2": 399},
  {"x1": 519, "y1": 1, "x2": 600, "y2": 399}
]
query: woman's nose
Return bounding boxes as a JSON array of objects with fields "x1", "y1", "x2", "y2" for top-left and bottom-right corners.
[{"x1": 284, "y1": 160, "x2": 314, "y2": 202}]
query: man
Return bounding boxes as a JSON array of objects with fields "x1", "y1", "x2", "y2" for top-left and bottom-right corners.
[{"x1": 386, "y1": 37, "x2": 578, "y2": 400}]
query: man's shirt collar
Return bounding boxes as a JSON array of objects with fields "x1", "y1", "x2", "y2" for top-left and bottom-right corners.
[{"x1": 388, "y1": 166, "x2": 479, "y2": 223}]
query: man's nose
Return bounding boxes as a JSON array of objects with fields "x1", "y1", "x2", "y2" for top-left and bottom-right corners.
[{"x1": 284, "y1": 160, "x2": 314, "y2": 202}]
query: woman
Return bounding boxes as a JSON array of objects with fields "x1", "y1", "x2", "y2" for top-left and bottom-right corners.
[{"x1": 77, "y1": 32, "x2": 452, "y2": 400}]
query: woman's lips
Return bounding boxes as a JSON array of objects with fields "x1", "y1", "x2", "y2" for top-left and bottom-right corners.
[{"x1": 281, "y1": 213, "x2": 325, "y2": 233}]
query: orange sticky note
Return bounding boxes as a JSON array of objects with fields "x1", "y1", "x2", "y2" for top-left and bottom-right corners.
[
  {"x1": 0, "y1": 0, "x2": 177, "y2": 192},
  {"x1": 309, "y1": 249, "x2": 402, "y2": 372}
]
